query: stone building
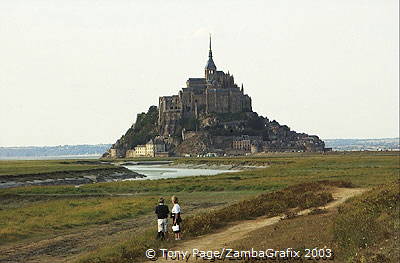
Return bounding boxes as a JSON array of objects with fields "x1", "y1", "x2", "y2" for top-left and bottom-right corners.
[
  {"x1": 158, "y1": 36, "x2": 252, "y2": 136},
  {"x1": 125, "y1": 139, "x2": 166, "y2": 158},
  {"x1": 232, "y1": 135, "x2": 263, "y2": 152},
  {"x1": 109, "y1": 149, "x2": 118, "y2": 158},
  {"x1": 232, "y1": 138, "x2": 251, "y2": 151}
]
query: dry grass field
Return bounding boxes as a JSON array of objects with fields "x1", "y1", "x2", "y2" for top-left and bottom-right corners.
[{"x1": 0, "y1": 152, "x2": 398, "y2": 263}]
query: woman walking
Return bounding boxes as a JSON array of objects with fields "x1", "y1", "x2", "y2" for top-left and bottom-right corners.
[{"x1": 171, "y1": 195, "x2": 182, "y2": 240}]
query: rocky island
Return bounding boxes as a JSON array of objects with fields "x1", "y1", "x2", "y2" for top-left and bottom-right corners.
[{"x1": 104, "y1": 37, "x2": 327, "y2": 158}]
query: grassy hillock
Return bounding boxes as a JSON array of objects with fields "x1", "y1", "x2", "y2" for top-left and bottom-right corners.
[
  {"x1": 334, "y1": 181, "x2": 399, "y2": 262},
  {"x1": 227, "y1": 181, "x2": 399, "y2": 263}
]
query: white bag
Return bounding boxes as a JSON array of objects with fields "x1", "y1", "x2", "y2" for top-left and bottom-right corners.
[{"x1": 172, "y1": 225, "x2": 180, "y2": 232}]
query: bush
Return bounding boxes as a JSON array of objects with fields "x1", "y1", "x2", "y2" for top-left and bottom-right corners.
[{"x1": 183, "y1": 183, "x2": 334, "y2": 237}]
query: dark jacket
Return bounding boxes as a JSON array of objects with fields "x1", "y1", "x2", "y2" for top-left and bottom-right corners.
[{"x1": 155, "y1": 204, "x2": 169, "y2": 219}]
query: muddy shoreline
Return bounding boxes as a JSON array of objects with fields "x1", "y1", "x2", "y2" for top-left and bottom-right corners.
[
  {"x1": 0, "y1": 162, "x2": 266, "y2": 189},
  {"x1": 115, "y1": 160, "x2": 266, "y2": 170},
  {"x1": 164, "y1": 163, "x2": 267, "y2": 170},
  {"x1": 0, "y1": 167, "x2": 145, "y2": 189}
]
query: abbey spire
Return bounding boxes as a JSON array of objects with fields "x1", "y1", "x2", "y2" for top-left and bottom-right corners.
[
  {"x1": 205, "y1": 34, "x2": 217, "y2": 80},
  {"x1": 208, "y1": 34, "x2": 213, "y2": 60}
]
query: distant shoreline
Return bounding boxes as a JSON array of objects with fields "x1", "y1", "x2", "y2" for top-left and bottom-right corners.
[
  {"x1": 0, "y1": 154, "x2": 102, "y2": 160},
  {"x1": 0, "y1": 138, "x2": 398, "y2": 159}
]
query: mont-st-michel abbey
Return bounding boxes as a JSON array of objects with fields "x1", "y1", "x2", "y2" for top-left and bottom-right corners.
[
  {"x1": 105, "y1": 37, "x2": 327, "y2": 158},
  {"x1": 159, "y1": 37, "x2": 252, "y2": 136}
]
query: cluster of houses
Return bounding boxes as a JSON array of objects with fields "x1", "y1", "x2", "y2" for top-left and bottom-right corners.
[{"x1": 108, "y1": 133, "x2": 328, "y2": 159}]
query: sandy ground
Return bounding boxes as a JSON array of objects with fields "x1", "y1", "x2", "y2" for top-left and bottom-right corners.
[{"x1": 145, "y1": 187, "x2": 366, "y2": 262}]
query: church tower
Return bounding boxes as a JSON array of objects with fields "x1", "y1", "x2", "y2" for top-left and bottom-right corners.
[{"x1": 205, "y1": 35, "x2": 217, "y2": 81}]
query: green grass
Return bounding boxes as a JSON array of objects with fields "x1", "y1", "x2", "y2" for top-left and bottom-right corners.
[
  {"x1": 0, "y1": 159, "x2": 114, "y2": 176},
  {"x1": 0, "y1": 196, "x2": 156, "y2": 245},
  {"x1": 1, "y1": 152, "x2": 398, "y2": 195},
  {"x1": 0, "y1": 152, "x2": 398, "y2": 261}
]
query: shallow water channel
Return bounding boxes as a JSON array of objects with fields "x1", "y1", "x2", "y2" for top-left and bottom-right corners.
[
  {"x1": 0, "y1": 163, "x2": 238, "y2": 189},
  {"x1": 124, "y1": 165, "x2": 236, "y2": 180}
]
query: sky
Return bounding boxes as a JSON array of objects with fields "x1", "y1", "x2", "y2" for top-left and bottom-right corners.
[{"x1": 0, "y1": 0, "x2": 398, "y2": 147}]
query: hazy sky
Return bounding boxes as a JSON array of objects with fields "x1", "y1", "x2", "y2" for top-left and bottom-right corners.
[{"x1": 0, "y1": 0, "x2": 398, "y2": 147}]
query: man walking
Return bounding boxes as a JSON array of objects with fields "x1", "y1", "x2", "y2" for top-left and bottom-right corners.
[{"x1": 155, "y1": 197, "x2": 169, "y2": 240}]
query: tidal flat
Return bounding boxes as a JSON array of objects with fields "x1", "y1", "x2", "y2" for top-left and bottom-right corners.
[{"x1": 0, "y1": 160, "x2": 145, "y2": 188}]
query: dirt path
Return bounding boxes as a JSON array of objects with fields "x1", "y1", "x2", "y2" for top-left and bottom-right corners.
[{"x1": 147, "y1": 187, "x2": 366, "y2": 262}]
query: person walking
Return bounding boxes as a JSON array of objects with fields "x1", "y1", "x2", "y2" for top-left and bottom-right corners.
[
  {"x1": 155, "y1": 197, "x2": 169, "y2": 240},
  {"x1": 171, "y1": 195, "x2": 182, "y2": 240}
]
